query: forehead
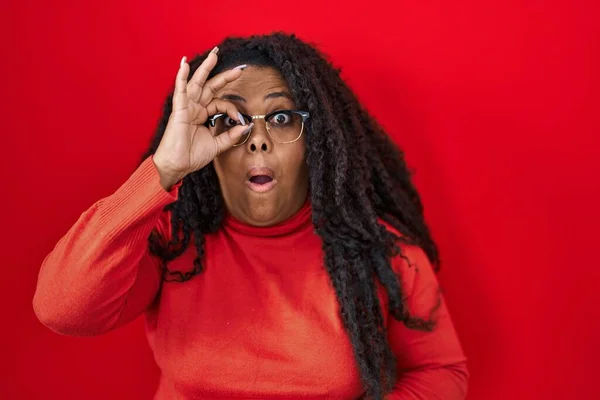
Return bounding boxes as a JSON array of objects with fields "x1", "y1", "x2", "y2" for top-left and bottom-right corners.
[{"x1": 215, "y1": 66, "x2": 291, "y2": 99}]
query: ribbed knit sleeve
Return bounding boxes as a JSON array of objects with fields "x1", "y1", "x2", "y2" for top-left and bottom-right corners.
[
  {"x1": 33, "y1": 156, "x2": 180, "y2": 336},
  {"x1": 386, "y1": 244, "x2": 469, "y2": 399}
]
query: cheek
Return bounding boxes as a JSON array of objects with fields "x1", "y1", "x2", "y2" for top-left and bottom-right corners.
[
  {"x1": 213, "y1": 152, "x2": 239, "y2": 186},
  {"x1": 282, "y1": 145, "x2": 308, "y2": 181},
  {"x1": 212, "y1": 158, "x2": 225, "y2": 182}
]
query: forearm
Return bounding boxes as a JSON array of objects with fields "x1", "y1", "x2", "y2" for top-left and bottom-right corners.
[{"x1": 33, "y1": 156, "x2": 177, "y2": 335}]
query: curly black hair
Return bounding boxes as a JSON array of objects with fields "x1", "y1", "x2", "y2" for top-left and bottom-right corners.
[{"x1": 141, "y1": 32, "x2": 441, "y2": 400}]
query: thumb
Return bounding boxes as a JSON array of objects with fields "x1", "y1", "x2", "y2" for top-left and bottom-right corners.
[{"x1": 214, "y1": 123, "x2": 254, "y2": 155}]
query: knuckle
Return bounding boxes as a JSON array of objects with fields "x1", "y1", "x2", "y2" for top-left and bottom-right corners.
[
  {"x1": 214, "y1": 137, "x2": 221, "y2": 156},
  {"x1": 190, "y1": 80, "x2": 204, "y2": 90}
]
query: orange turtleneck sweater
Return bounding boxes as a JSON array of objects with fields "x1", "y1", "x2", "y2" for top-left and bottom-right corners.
[{"x1": 33, "y1": 156, "x2": 468, "y2": 399}]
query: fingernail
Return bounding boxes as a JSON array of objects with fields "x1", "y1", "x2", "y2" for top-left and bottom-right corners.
[
  {"x1": 180, "y1": 56, "x2": 187, "y2": 68},
  {"x1": 242, "y1": 123, "x2": 254, "y2": 135},
  {"x1": 211, "y1": 46, "x2": 219, "y2": 55},
  {"x1": 233, "y1": 64, "x2": 247, "y2": 71},
  {"x1": 236, "y1": 112, "x2": 247, "y2": 126}
]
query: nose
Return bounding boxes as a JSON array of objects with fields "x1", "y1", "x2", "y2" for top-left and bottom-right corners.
[{"x1": 246, "y1": 120, "x2": 272, "y2": 153}]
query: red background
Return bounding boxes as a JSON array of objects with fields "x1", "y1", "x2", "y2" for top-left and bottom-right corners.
[{"x1": 1, "y1": 1, "x2": 599, "y2": 399}]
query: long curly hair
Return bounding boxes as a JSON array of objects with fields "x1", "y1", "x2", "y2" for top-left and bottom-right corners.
[{"x1": 141, "y1": 32, "x2": 441, "y2": 400}]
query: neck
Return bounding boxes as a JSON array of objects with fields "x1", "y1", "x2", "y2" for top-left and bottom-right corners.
[{"x1": 223, "y1": 196, "x2": 312, "y2": 237}]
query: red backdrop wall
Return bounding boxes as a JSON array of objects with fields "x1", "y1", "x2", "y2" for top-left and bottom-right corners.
[{"x1": 1, "y1": 1, "x2": 598, "y2": 399}]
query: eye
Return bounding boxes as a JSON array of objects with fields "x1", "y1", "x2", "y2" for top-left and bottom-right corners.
[
  {"x1": 268, "y1": 112, "x2": 292, "y2": 125},
  {"x1": 223, "y1": 116, "x2": 239, "y2": 127}
]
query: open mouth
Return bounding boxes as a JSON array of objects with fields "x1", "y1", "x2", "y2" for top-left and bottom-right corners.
[
  {"x1": 246, "y1": 167, "x2": 276, "y2": 193},
  {"x1": 249, "y1": 175, "x2": 273, "y2": 185}
]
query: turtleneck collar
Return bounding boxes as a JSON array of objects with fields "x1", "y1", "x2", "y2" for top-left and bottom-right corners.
[{"x1": 223, "y1": 198, "x2": 313, "y2": 238}]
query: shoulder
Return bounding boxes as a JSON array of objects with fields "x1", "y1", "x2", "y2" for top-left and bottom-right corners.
[
  {"x1": 377, "y1": 218, "x2": 429, "y2": 271},
  {"x1": 377, "y1": 218, "x2": 439, "y2": 299}
]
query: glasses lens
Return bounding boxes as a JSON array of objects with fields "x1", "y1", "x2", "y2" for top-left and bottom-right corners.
[
  {"x1": 267, "y1": 111, "x2": 303, "y2": 143},
  {"x1": 213, "y1": 115, "x2": 251, "y2": 145}
]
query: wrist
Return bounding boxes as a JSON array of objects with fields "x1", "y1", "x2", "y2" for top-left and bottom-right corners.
[{"x1": 151, "y1": 157, "x2": 183, "y2": 191}]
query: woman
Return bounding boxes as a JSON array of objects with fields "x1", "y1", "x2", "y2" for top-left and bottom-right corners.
[{"x1": 34, "y1": 33, "x2": 468, "y2": 399}]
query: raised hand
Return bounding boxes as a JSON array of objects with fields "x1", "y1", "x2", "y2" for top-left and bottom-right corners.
[{"x1": 153, "y1": 47, "x2": 253, "y2": 190}]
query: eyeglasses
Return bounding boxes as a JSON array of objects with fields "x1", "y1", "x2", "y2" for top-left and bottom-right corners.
[{"x1": 207, "y1": 109, "x2": 310, "y2": 146}]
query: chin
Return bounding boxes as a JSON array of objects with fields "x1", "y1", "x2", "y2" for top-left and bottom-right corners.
[{"x1": 242, "y1": 198, "x2": 281, "y2": 226}]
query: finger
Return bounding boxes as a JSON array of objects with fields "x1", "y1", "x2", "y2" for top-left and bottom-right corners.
[
  {"x1": 173, "y1": 56, "x2": 190, "y2": 113},
  {"x1": 203, "y1": 99, "x2": 247, "y2": 126},
  {"x1": 187, "y1": 47, "x2": 220, "y2": 103},
  {"x1": 198, "y1": 65, "x2": 246, "y2": 107},
  {"x1": 214, "y1": 123, "x2": 254, "y2": 155}
]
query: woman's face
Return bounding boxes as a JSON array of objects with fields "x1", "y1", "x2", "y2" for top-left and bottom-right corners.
[{"x1": 212, "y1": 66, "x2": 309, "y2": 226}]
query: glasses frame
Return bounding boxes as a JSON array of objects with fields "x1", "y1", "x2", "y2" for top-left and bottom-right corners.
[{"x1": 207, "y1": 109, "x2": 310, "y2": 146}]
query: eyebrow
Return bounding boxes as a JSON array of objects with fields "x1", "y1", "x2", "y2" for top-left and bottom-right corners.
[{"x1": 220, "y1": 91, "x2": 293, "y2": 103}]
